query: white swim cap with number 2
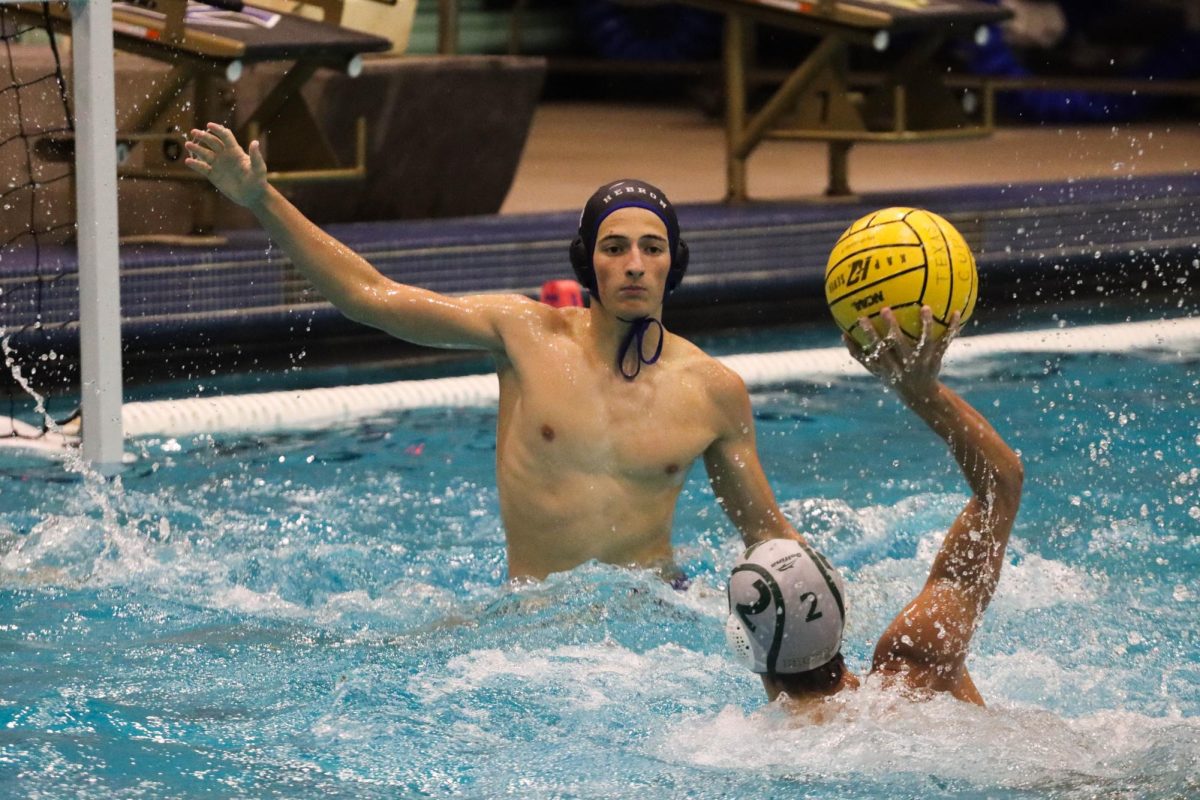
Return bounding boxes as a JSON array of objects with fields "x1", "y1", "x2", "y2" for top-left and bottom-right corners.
[{"x1": 725, "y1": 538, "x2": 847, "y2": 674}]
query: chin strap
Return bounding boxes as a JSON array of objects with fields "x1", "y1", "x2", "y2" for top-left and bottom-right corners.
[{"x1": 616, "y1": 316, "x2": 664, "y2": 380}]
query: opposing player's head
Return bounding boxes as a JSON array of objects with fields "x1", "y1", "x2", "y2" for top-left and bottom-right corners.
[
  {"x1": 569, "y1": 179, "x2": 689, "y2": 303},
  {"x1": 726, "y1": 538, "x2": 846, "y2": 676}
]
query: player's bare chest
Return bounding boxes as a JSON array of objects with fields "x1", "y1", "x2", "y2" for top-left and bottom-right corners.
[{"x1": 513, "y1": 368, "x2": 715, "y2": 477}]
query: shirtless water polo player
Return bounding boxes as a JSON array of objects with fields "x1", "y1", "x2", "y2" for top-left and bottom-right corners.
[
  {"x1": 185, "y1": 123, "x2": 804, "y2": 581},
  {"x1": 725, "y1": 307, "x2": 1023, "y2": 710}
]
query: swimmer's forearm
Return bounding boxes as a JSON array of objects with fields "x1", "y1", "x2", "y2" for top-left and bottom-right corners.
[
  {"x1": 245, "y1": 188, "x2": 504, "y2": 349},
  {"x1": 247, "y1": 186, "x2": 387, "y2": 314},
  {"x1": 188, "y1": 123, "x2": 500, "y2": 348},
  {"x1": 903, "y1": 382, "x2": 1023, "y2": 505}
]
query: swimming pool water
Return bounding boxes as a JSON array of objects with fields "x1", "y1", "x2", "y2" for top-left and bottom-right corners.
[{"x1": 1, "y1": 322, "x2": 1198, "y2": 799}]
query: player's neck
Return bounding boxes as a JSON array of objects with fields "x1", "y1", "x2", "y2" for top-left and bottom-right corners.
[
  {"x1": 763, "y1": 668, "x2": 861, "y2": 708},
  {"x1": 587, "y1": 302, "x2": 664, "y2": 349},
  {"x1": 586, "y1": 303, "x2": 668, "y2": 379}
]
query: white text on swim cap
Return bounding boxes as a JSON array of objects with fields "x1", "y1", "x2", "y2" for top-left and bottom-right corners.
[{"x1": 602, "y1": 185, "x2": 669, "y2": 211}]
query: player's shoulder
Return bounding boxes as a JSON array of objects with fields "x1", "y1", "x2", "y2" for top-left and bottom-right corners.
[
  {"x1": 479, "y1": 293, "x2": 581, "y2": 332},
  {"x1": 667, "y1": 335, "x2": 748, "y2": 402},
  {"x1": 471, "y1": 292, "x2": 542, "y2": 314}
]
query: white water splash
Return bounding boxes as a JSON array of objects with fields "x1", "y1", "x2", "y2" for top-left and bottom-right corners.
[{"x1": 657, "y1": 683, "x2": 1200, "y2": 796}]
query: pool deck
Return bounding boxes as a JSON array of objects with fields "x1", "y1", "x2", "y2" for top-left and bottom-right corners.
[{"x1": 501, "y1": 102, "x2": 1200, "y2": 214}]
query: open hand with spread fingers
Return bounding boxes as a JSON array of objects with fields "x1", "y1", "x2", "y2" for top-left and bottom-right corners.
[
  {"x1": 184, "y1": 122, "x2": 269, "y2": 209},
  {"x1": 844, "y1": 306, "x2": 961, "y2": 404}
]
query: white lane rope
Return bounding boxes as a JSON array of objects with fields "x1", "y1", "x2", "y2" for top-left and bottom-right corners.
[{"x1": 3, "y1": 316, "x2": 1198, "y2": 450}]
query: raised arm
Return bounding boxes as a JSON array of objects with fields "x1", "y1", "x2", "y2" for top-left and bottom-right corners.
[
  {"x1": 852, "y1": 307, "x2": 1023, "y2": 704},
  {"x1": 184, "y1": 123, "x2": 519, "y2": 352},
  {"x1": 702, "y1": 363, "x2": 803, "y2": 548}
]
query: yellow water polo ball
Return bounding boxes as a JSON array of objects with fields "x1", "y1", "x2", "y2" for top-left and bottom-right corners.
[{"x1": 824, "y1": 207, "x2": 978, "y2": 346}]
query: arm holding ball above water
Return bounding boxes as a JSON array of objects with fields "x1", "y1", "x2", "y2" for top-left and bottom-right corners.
[{"x1": 849, "y1": 306, "x2": 1024, "y2": 704}]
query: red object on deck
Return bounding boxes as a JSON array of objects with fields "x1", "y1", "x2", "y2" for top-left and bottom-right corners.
[{"x1": 539, "y1": 279, "x2": 585, "y2": 308}]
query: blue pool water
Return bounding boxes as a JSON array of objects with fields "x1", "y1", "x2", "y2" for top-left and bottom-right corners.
[{"x1": 1, "y1": 318, "x2": 1198, "y2": 799}]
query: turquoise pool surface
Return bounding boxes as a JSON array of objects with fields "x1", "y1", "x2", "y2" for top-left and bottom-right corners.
[{"x1": 1, "y1": 318, "x2": 1198, "y2": 799}]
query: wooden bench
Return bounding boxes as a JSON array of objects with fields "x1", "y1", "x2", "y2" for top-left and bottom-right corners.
[
  {"x1": 673, "y1": 0, "x2": 1011, "y2": 198},
  {"x1": 13, "y1": 0, "x2": 389, "y2": 230},
  {"x1": 2, "y1": 1, "x2": 544, "y2": 241}
]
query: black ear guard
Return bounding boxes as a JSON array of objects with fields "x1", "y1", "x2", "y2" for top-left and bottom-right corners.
[
  {"x1": 669, "y1": 239, "x2": 690, "y2": 292},
  {"x1": 569, "y1": 235, "x2": 593, "y2": 293},
  {"x1": 569, "y1": 236, "x2": 689, "y2": 299}
]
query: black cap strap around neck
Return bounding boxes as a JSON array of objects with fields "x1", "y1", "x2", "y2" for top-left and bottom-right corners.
[{"x1": 617, "y1": 316, "x2": 664, "y2": 381}]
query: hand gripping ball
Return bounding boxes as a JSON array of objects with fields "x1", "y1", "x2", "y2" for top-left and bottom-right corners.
[{"x1": 825, "y1": 207, "x2": 978, "y2": 345}]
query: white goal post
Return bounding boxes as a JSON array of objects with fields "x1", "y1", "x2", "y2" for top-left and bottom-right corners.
[{"x1": 3, "y1": 0, "x2": 124, "y2": 473}]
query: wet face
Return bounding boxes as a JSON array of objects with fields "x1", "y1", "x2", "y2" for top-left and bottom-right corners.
[{"x1": 591, "y1": 207, "x2": 671, "y2": 318}]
